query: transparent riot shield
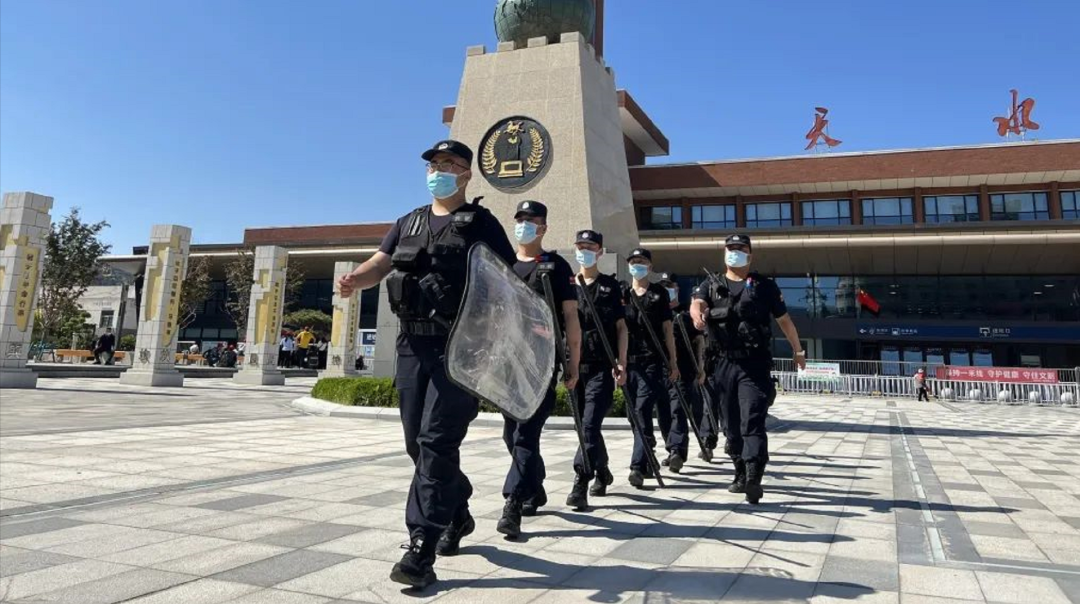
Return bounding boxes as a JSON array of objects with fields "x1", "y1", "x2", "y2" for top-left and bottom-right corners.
[{"x1": 446, "y1": 242, "x2": 555, "y2": 422}]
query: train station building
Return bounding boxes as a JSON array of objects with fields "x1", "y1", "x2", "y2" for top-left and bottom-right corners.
[{"x1": 94, "y1": 137, "x2": 1080, "y2": 372}]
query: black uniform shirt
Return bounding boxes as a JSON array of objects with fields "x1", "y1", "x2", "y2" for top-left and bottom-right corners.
[
  {"x1": 692, "y1": 274, "x2": 787, "y2": 320},
  {"x1": 625, "y1": 281, "x2": 673, "y2": 358},
  {"x1": 378, "y1": 204, "x2": 516, "y2": 264},
  {"x1": 577, "y1": 274, "x2": 625, "y2": 363},
  {"x1": 514, "y1": 251, "x2": 576, "y2": 322}
]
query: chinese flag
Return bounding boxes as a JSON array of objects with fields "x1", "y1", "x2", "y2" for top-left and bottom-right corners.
[{"x1": 857, "y1": 289, "x2": 881, "y2": 316}]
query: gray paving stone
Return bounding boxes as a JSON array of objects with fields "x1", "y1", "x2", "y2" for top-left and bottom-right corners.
[
  {"x1": 606, "y1": 537, "x2": 693, "y2": 565},
  {"x1": 963, "y1": 520, "x2": 1027, "y2": 539},
  {"x1": 939, "y1": 482, "x2": 986, "y2": 492},
  {"x1": 1016, "y1": 480, "x2": 1061, "y2": 490},
  {"x1": 342, "y1": 490, "x2": 409, "y2": 507},
  {"x1": 195, "y1": 493, "x2": 288, "y2": 511},
  {"x1": 993, "y1": 496, "x2": 1046, "y2": 510},
  {"x1": 255, "y1": 522, "x2": 365, "y2": 548},
  {"x1": 213, "y1": 549, "x2": 352, "y2": 587},
  {"x1": 819, "y1": 555, "x2": 898, "y2": 591},
  {"x1": 0, "y1": 517, "x2": 86, "y2": 540},
  {"x1": 0, "y1": 549, "x2": 81, "y2": 577},
  {"x1": 29, "y1": 568, "x2": 193, "y2": 604}
]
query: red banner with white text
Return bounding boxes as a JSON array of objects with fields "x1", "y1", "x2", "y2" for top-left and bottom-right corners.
[{"x1": 935, "y1": 366, "x2": 1059, "y2": 384}]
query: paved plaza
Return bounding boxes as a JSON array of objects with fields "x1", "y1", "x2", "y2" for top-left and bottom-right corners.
[{"x1": 2, "y1": 379, "x2": 1080, "y2": 602}]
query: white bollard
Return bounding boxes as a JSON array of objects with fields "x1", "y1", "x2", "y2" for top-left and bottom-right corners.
[
  {"x1": 969, "y1": 388, "x2": 983, "y2": 402},
  {"x1": 940, "y1": 387, "x2": 955, "y2": 401},
  {"x1": 1028, "y1": 391, "x2": 1042, "y2": 405},
  {"x1": 997, "y1": 389, "x2": 1012, "y2": 404},
  {"x1": 1062, "y1": 392, "x2": 1077, "y2": 407}
]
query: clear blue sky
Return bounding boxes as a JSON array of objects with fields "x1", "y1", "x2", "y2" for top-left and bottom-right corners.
[{"x1": 2, "y1": 0, "x2": 1077, "y2": 253}]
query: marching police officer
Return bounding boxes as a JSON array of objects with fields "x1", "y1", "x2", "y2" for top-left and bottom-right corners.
[
  {"x1": 655, "y1": 273, "x2": 712, "y2": 469},
  {"x1": 624, "y1": 248, "x2": 679, "y2": 488},
  {"x1": 498, "y1": 200, "x2": 581, "y2": 537},
  {"x1": 691, "y1": 234, "x2": 806, "y2": 504},
  {"x1": 567, "y1": 229, "x2": 628, "y2": 510},
  {"x1": 338, "y1": 139, "x2": 516, "y2": 588}
]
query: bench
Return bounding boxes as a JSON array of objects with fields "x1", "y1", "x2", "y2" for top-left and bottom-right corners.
[
  {"x1": 177, "y1": 353, "x2": 206, "y2": 366},
  {"x1": 55, "y1": 349, "x2": 127, "y2": 364}
]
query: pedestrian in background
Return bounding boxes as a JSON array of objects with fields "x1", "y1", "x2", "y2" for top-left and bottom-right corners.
[{"x1": 915, "y1": 368, "x2": 930, "y2": 402}]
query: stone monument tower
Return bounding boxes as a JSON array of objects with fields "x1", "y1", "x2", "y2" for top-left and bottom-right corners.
[{"x1": 444, "y1": 0, "x2": 666, "y2": 256}]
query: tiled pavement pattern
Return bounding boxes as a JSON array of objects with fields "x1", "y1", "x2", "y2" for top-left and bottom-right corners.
[{"x1": 2, "y1": 380, "x2": 1080, "y2": 602}]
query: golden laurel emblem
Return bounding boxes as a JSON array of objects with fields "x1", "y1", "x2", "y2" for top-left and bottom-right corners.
[{"x1": 481, "y1": 119, "x2": 547, "y2": 179}]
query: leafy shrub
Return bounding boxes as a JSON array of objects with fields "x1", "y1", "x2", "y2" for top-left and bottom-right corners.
[
  {"x1": 312, "y1": 376, "x2": 627, "y2": 417},
  {"x1": 118, "y1": 334, "x2": 137, "y2": 351}
]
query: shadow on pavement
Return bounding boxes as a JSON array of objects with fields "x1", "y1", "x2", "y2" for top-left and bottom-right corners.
[{"x1": 406, "y1": 544, "x2": 875, "y2": 602}]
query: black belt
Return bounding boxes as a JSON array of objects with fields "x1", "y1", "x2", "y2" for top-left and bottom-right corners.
[
  {"x1": 579, "y1": 362, "x2": 612, "y2": 374},
  {"x1": 400, "y1": 321, "x2": 448, "y2": 336},
  {"x1": 628, "y1": 354, "x2": 660, "y2": 364}
]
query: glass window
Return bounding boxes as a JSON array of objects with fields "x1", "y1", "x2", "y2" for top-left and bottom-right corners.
[
  {"x1": 862, "y1": 197, "x2": 913, "y2": 225},
  {"x1": 99, "y1": 310, "x2": 115, "y2": 328},
  {"x1": 640, "y1": 206, "x2": 683, "y2": 230},
  {"x1": 924, "y1": 195, "x2": 980, "y2": 223},
  {"x1": 691, "y1": 205, "x2": 736, "y2": 230},
  {"x1": 745, "y1": 202, "x2": 792, "y2": 228},
  {"x1": 801, "y1": 199, "x2": 852, "y2": 226},
  {"x1": 990, "y1": 192, "x2": 1049, "y2": 221},
  {"x1": 1059, "y1": 191, "x2": 1078, "y2": 219}
]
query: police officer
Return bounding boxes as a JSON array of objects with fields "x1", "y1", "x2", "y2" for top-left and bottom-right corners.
[
  {"x1": 337, "y1": 140, "x2": 516, "y2": 588},
  {"x1": 624, "y1": 248, "x2": 679, "y2": 488},
  {"x1": 498, "y1": 200, "x2": 581, "y2": 537},
  {"x1": 567, "y1": 229, "x2": 628, "y2": 510},
  {"x1": 655, "y1": 273, "x2": 712, "y2": 469},
  {"x1": 691, "y1": 234, "x2": 806, "y2": 504}
]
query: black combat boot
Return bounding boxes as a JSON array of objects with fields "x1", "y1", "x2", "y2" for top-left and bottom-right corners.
[
  {"x1": 590, "y1": 466, "x2": 613, "y2": 497},
  {"x1": 745, "y1": 460, "x2": 765, "y2": 505},
  {"x1": 522, "y1": 485, "x2": 547, "y2": 517},
  {"x1": 697, "y1": 447, "x2": 714, "y2": 463},
  {"x1": 668, "y1": 452, "x2": 685, "y2": 473},
  {"x1": 390, "y1": 537, "x2": 438, "y2": 588},
  {"x1": 728, "y1": 459, "x2": 747, "y2": 494},
  {"x1": 435, "y1": 509, "x2": 475, "y2": 556},
  {"x1": 566, "y1": 473, "x2": 590, "y2": 511},
  {"x1": 497, "y1": 497, "x2": 523, "y2": 538},
  {"x1": 628, "y1": 468, "x2": 645, "y2": 488}
]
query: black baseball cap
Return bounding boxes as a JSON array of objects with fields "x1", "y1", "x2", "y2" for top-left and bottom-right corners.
[
  {"x1": 514, "y1": 200, "x2": 548, "y2": 219},
  {"x1": 628, "y1": 247, "x2": 652, "y2": 262},
  {"x1": 657, "y1": 272, "x2": 677, "y2": 286},
  {"x1": 725, "y1": 234, "x2": 752, "y2": 250},
  {"x1": 575, "y1": 229, "x2": 603, "y2": 246},
  {"x1": 421, "y1": 139, "x2": 473, "y2": 165}
]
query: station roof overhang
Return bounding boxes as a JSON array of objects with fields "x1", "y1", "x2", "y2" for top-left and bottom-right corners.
[
  {"x1": 629, "y1": 139, "x2": 1080, "y2": 200},
  {"x1": 641, "y1": 223, "x2": 1080, "y2": 277}
]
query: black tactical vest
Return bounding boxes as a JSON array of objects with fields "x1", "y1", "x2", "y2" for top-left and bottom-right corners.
[
  {"x1": 385, "y1": 202, "x2": 490, "y2": 327},
  {"x1": 624, "y1": 282, "x2": 668, "y2": 358},
  {"x1": 703, "y1": 272, "x2": 774, "y2": 354}
]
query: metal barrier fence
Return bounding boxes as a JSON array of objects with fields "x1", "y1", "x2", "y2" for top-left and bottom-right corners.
[
  {"x1": 772, "y1": 359, "x2": 1080, "y2": 384},
  {"x1": 773, "y1": 371, "x2": 1080, "y2": 406}
]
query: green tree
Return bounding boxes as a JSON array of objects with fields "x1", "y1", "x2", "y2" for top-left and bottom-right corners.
[
  {"x1": 36, "y1": 208, "x2": 110, "y2": 353},
  {"x1": 223, "y1": 249, "x2": 305, "y2": 335},
  {"x1": 179, "y1": 255, "x2": 212, "y2": 330},
  {"x1": 283, "y1": 309, "x2": 333, "y2": 334}
]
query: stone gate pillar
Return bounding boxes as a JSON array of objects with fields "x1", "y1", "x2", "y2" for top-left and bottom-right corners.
[
  {"x1": 0, "y1": 192, "x2": 53, "y2": 389},
  {"x1": 235, "y1": 246, "x2": 288, "y2": 385},
  {"x1": 120, "y1": 225, "x2": 191, "y2": 387},
  {"x1": 320, "y1": 261, "x2": 360, "y2": 378}
]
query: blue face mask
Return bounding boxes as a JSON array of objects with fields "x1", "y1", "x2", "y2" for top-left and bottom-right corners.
[
  {"x1": 628, "y1": 264, "x2": 649, "y2": 280},
  {"x1": 514, "y1": 221, "x2": 539, "y2": 244},
  {"x1": 426, "y1": 171, "x2": 459, "y2": 199},
  {"x1": 667, "y1": 287, "x2": 678, "y2": 301},
  {"x1": 726, "y1": 249, "x2": 750, "y2": 268},
  {"x1": 575, "y1": 249, "x2": 597, "y2": 268}
]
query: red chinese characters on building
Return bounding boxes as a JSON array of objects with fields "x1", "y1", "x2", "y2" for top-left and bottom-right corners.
[
  {"x1": 935, "y1": 366, "x2": 1058, "y2": 384},
  {"x1": 804, "y1": 106, "x2": 842, "y2": 151},
  {"x1": 993, "y1": 89, "x2": 1039, "y2": 137}
]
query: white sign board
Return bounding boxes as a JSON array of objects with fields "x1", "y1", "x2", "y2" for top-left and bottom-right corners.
[{"x1": 798, "y1": 361, "x2": 842, "y2": 383}]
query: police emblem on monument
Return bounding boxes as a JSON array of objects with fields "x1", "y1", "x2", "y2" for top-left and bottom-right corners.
[{"x1": 479, "y1": 116, "x2": 551, "y2": 190}]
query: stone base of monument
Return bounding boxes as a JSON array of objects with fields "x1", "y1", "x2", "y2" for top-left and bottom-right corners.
[
  {"x1": 0, "y1": 368, "x2": 38, "y2": 389},
  {"x1": 233, "y1": 371, "x2": 286, "y2": 386},
  {"x1": 120, "y1": 370, "x2": 184, "y2": 388}
]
